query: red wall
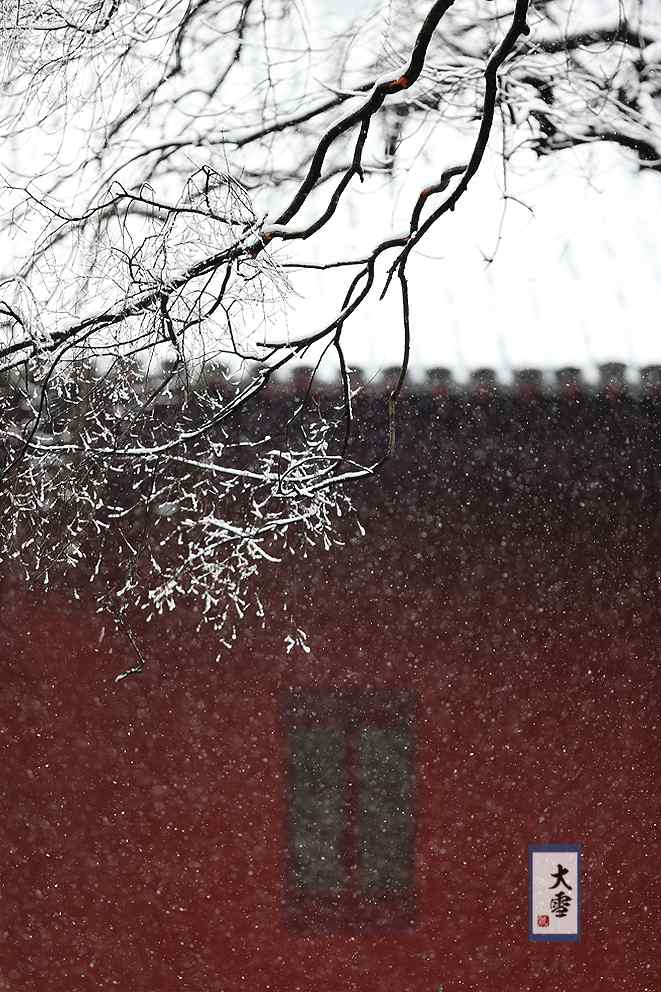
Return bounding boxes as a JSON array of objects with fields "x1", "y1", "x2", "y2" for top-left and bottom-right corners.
[{"x1": 1, "y1": 400, "x2": 660, "y2": 991}]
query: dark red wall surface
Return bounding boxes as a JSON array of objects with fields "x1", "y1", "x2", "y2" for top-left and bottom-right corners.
[{"x1": 1, "y1": 396, "x2": 660, "y2": 991}]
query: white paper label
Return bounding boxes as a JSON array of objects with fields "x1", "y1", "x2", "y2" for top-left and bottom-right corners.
[{"x1": 529, "y1": 844, "x2": 581, "y2": 942}]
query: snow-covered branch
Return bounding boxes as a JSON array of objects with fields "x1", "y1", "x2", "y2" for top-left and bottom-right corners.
[{"x1": 1, "y1": 0, "x2": 659, "y2": 641}]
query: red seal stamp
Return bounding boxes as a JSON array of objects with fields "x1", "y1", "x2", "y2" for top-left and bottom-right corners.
[{"x1": 537, "y1": 915, "x2": 550, "y2": 928}]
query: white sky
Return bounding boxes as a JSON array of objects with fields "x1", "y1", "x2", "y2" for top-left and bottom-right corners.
[
  {"x1": 276, "y1": 0, "x2": 661, "y2": 382},
  {"x1": 287, "y1": 145, "x2": 661, "y2": 383}
]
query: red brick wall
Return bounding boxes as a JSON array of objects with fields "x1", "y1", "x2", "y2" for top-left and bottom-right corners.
[{"x1": 1, "y1": 399, "x2": 660, "y2": 991}]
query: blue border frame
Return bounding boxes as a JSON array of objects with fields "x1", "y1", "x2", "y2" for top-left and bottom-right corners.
[{"x1": 528, "y1": 843, "x2": 581, "y2": 942}]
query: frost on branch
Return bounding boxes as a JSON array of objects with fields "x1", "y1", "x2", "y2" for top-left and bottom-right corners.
[{"x1": 0, "y1": 356, "x2": 355, "y2": 643}]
